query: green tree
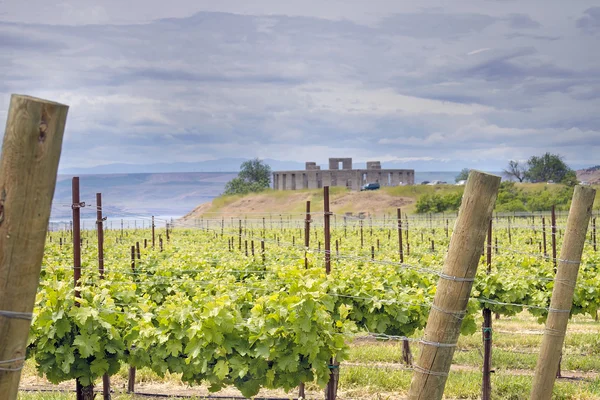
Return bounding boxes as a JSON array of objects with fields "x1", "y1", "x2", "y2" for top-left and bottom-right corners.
[
  {"x1": 224, "y1": 158, "x2": 272, "y2": 195},
  {"x1": 503, "y1": 160, "x2": 527, "y2": 182},
  {"x1": 561, "y1": 170, "x2": 579, "y2": 187},
  {"x1": 524, "y1": 153, "x2": 575, "y2": 185},
  {"x1": 455, "y1": 168, "x2": 470, "y2": 183}
]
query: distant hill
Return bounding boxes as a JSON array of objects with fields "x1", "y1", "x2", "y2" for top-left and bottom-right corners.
[
  {"x1": 577, "y1": 166, "x2": 600, "y2": 184},
  {"x1": 59, "y1": 157, "x2": 508, "y2": 176},
  {"x1": 58, "y1": 158, "x2": 306, "y2": 175}
]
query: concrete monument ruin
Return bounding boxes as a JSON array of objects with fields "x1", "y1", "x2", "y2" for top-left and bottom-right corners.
[{"x1": 272, "y1": 158, "x2": 414, "y2": 191}]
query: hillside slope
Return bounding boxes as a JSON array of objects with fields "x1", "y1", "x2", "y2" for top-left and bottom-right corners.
[
  {"x1": 577, "y1": 166, "x2": 600, "y2": 184},
  {"x1": 182, "y1": 188, "x2": 417, "y2": 219}
]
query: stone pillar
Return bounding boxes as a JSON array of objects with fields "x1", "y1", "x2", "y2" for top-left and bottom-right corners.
[
  {"x1": 308, "y1": 171, "x2": 318, "y2": 189},
  {"x1": 353, "y1": 171, "x2": 361, "y2": 190},
  {"x1": 323, "y1": 171, "x2": 332, "y2": 187},
  {"x1": 391, "y1": 171, "x2": 401, "y2": 186}
]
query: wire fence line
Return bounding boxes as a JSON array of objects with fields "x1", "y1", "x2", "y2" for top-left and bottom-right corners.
[{"x1": 49, "y1": 203, "x2": 596, "y2": 233}]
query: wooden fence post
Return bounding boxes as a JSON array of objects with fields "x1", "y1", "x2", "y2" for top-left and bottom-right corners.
[
  {"x1": 299, "y1": 201, "x2": 311, "y2": 400},
  {"x1": 152, "y1": 216, "x2": 155, "y2": 248},
  {"x1": 551, "y1": 205, "x2": 557, "y2": 272},
  {"x1": 128, "y1": 246, "x2": 136, "y2": 394},
  {"x1": 96, "y1": 193, "x2": 111, "y2": 400},
  {"x1": 323, "y1": 186, "x2": 338, "y2": 400},
  {"x1": 397, "y1": 208, "x2": 404, "y2": 263},
  {"x1": 0, "y1": 95, "x2": 68, "y2": 399},
  {"x1": 399, "y1": 206, "x2": 411, "y2": 365},
  {"x1": 530, "y1": 186, "x2": 596, "y2": 400},
  {"x1": 360, "y1": 219, "x2": 364, "y2": 248},
  {"x1": 408, "y1": 171, "x2": 500, "y2": 400},
  {"x1": 592, "y1": 217, "x2": 596, "y2": 252},
  {"x1": 324, "y1": 187, "x2": 331, "y2": 275},
  {"x1": 542, "y1": 217, "x2": 547, "y2": 257},
  {"x1": 73, "y1": 178, "x2": 83, "y2": 302},
  {"x1": 482, "y1": 220, "x2": 492, "y2": 400},
  {"x1": 305, "y1": 202, "x2": 311, "y2": 268},
  {"x1": 405, "y1": 214, "x2": 410, "y2": 255}
]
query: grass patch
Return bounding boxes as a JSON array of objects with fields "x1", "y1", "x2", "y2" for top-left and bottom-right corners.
[
  {"x1": 18, "y1": 394, "x2": 73, "y2": 400},
  {"x1": 338, "y1": 367, "x2": 600, "y2": 399}
]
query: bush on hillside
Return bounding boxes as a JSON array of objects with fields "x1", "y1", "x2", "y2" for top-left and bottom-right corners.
[
  {"x1": 416, "y1": 192, "x2": 462, "y2": 213},
  {"x1": 416, "y1": 182, "x2": 575, "y2": 214}
]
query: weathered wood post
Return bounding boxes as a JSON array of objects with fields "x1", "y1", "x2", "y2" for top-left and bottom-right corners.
[
  {"x1": 400, "y1": 207, "x2": 411, "y2": 367},
  {"x1": 592, "y1": 217, "x2": 597, "y2": 252},
  {"x1": 299, "y1": 202, "x2": 311, "y2": 400},
  {"x1": 530, "y1": 186, "x2": 596, "y2": 400},
  {"x1": 0, "y1": 95, "x2": 68, "y2": 399},
  {"x1": 128, "y1": 246, "x2": 136, "y2": 394},
  {"x1": 96, "y1": 193, "x2": 111, "y2": 400},
  {"x1": 408, "y1": 171, "x2": 500, "y2": 400},
  {"x1": 323, "y1": 186, "x2": 338, "y2": 400},
  {"x1": 152, "y1": 215, "x2": 155, "y2": 248},
  {"x1": 551, "y1": 205, "x2": 557, "y2": 271},
  {"x1": 360, "y1": 219, "x2": 364, "y2": 248},
  {"x1": 72, "y1": 178, "x2": 83, "y2": 305},
  {"x1": 305, "y1": 201, "x2": 311, "y2": 268},
  {"x1": 542, "y1": 217, "x2": 547, "y2": 257},
  {"x1": 405, "y1": 214, "x2": 410, "y2": 255},
  {"x1": 482, "y1": 220, "x2": 492, "y2": 400},
  {"x1": 397, "y1": 208, "x2": 404, "y2": 263}
]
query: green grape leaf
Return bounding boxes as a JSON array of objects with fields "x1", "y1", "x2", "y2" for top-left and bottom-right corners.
[
  {"x1": 90, "y1": 357, "x2": 110, "y2": 376},
  {"x1": 214, "y1": 359, "x2": 229, "y2": 380},
  {"x1": 73, "y1": 334, "x2": 100, "y2": 358}
]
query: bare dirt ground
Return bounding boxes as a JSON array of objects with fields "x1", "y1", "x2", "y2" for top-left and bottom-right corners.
[{"x1": 328, "y1": 191, "x2": 413, "y2": 213}]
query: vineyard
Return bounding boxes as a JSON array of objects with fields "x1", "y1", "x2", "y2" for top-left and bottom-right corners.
[{"x1": 7, "y1": 178, "x2": 599, "y2": 399}]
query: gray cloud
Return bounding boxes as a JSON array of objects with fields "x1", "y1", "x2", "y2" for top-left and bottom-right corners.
[
  {"x1": 0, "y1": 1, "x2": 598, "y2": 172},
  {"x1": 378, "y1": 12, "x2": 497, "y2": 39},
  {"x1": 504, "y1": 13, "x2": 541, "y2": 29},
  {"x1": 465, "y1": 58, "x2": 576, "y2": 82},
  {"x1": 505, "y1": 32, "x2": 560, "y2": 41},
  {"x1": 0, "y1": 31, "x2": 65, "y2": 50},
  {"x1": 577, "y1": 7, "x2": 600, "y2": 34}
]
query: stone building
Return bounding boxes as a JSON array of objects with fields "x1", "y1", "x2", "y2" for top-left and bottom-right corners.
[{"x1": 272, "y1": 158, "x2": 414, "y2": 191}]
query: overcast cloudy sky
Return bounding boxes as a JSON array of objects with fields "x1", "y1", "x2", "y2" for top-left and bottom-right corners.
[{"x1": 1, "y1": 0, "x2": 599, "y2": 171}]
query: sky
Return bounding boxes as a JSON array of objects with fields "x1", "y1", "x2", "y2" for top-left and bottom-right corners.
[{"x1": 0, "y1": 0, "x2": 599, "y2": 172}]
